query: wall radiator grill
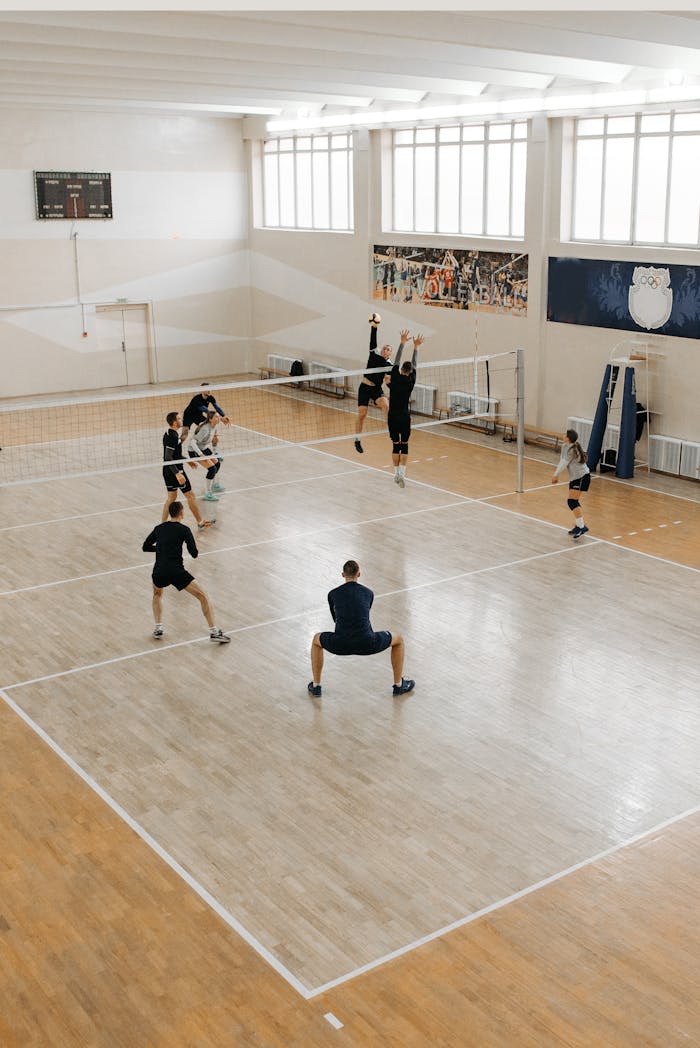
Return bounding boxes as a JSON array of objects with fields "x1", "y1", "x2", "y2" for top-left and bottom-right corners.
[
  {"x1": 411, "y1": 383, "x2": 437, "y2": 416},
  {"x1": 266, "y1": 354, "x2": 297, "y2": 375},
  {"x1": 449, "y1": 391, "x2": 499, "y2": 429},
  {"x1": 679, "y1": 440, "x2": 699, "y2": 478},
  {"x1": 308, "y1": 361, "x2": 347, "y2": 397}
]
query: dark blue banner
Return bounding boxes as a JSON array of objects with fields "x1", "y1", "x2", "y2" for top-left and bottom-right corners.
[{"x1": 547, "y1": 257, "x2": 700, "y2": 339}]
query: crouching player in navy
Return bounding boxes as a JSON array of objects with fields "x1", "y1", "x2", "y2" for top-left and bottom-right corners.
[{"x1": 308, "y1": 559, "x2": 414, "y2": 697}]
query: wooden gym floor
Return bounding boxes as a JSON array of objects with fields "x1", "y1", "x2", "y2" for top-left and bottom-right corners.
[{"x1": 1, "y1": 395, "x2": 698, "y2": 1046}]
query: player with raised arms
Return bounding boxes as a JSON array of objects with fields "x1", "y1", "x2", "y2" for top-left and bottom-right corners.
[
  {"x1": 388, "y1": 331, "x2": 424, "y2": 487},
  {"x1": 353, "y1": 313, "x2": 393, "y2": 454}
]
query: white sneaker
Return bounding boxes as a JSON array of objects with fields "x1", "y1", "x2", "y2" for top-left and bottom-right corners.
[{"x1": 398, "y1": 475, "x2": 405, "y2": 488}]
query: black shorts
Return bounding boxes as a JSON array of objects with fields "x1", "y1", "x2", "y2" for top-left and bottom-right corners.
[
  {"x1": 163, "y1": 468, "x2": 192, "y2": 494},
  {"x1": 569, "y1": 473, "x2": 591, "y2": 492},
  {"x1": 358, "y1": 383, "x2": 386, "y2": 408},
  {"x1": 188, "y1": 448, "x2": 213, "y2": 459},
  {"x1": 182, "y1": 407, "x2": 206, "y2": 429},
  {"x1": 152, "y1": 568, "x2": 194, "y2": 591},
  {"x1": 388, "y1": 412, "x2": 411, "y2": 443},
  {"x1": 320, "y1": 631, "x2": 392, "y2": 656}
]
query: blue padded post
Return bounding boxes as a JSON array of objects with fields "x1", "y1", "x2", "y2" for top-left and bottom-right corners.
[
  {"x1": 616, "y1": 366, "x2": 637, "y2": 479},
  {"x1": 587, "y1": 364, "x2": 618, "y2": 472}
]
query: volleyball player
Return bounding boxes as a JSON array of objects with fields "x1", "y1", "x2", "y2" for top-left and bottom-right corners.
[
  {"x1": 353, "y1": 316, "x2": 396, "y2": 454},
  {"x1": 551, "y1": 428, "x2": 591, "y2": 538},
  {"x1": 187, "y1": 410, "x2": 224, "y2": 501},
  {"x1": 161, "y1": 411, "x2": 215, "y2": 528},
  {"x1": 308, "y1": 559, "x2": 414, "y2": 697},
  {"x1": 181, "y1": 381, "x2": 231, "y2": 450},
  {"x1": 387, "y1": 332, "x2": 424, "y2": 487},
  {"x1": 142, "y1": 500, "x2": 230, "y2": 643}
]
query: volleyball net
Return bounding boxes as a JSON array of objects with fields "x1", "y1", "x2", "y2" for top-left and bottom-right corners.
[{"x1": 0, "y1": 349, "x2": 524, "y2": 487}]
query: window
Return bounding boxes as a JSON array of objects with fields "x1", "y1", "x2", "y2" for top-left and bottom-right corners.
[
  {"x1": 571, "y1": 111, "x2": 700, "y2": 246},
  {"x1": 262, "y1": 134, "x2": 353, "y2": 231},
  {"x1": 392, "y1": 122, "x2": 527, "y2": 238}
]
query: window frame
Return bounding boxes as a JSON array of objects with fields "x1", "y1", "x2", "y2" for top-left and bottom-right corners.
[
  {"x1": 390, "y1": 120, "x2": 528, "y2": 239},
  {"x1": 262, "y1": 133, "x2": 354, "y2": 232},
  {"x1": 570, "y1": 110, "x2": 700, "y2": 247}
]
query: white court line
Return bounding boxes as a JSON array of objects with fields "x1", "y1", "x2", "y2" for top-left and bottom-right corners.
[
  {"x1": 0, "y1": 497, "x2": 470, "y2": 598},
  {"x1": 4, "y1": 543, "x2": 585, "y2": 691},
  {"x1": 305, "y1": 805, "x2": 700, "y2": 999},
  {"x1": 0, "y1": 467, "x2": 364, "y2": 533},
  {"x1": 0, "y1": 685, "x2": 314, "y2": 998}
]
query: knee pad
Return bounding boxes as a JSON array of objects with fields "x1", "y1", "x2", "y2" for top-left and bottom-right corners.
[
  {"x1": 392, "y1": 442, "x2": 401, "y2": 455},
  {"x1": 567, "y1": 498, "x2": 580, "y2": 511},
  {"x1": 399, "y1": 442, "x2": 408, "y2": 455},
  {"x1": 213, "y1": 459, "x2": 221, "y2": 474},
  {"x1": 206, "y1": 465, "x2": 217, "y2": 480}
]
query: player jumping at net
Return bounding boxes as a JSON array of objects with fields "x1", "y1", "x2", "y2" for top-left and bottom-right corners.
[
  {"x1": 143, "y1": 500, "x2": 230, "y2": 643},
  {"x1": 551, "y1": 428, "x2": 591, "y2": 538},
  {"x1": 187, "y1": 410, "x2": 225, "y2": 502},
  {"x1": 308, "y1": 559, "x2": 415, "y2": 698},
  {"x1": 354, "y1": 313, "x2": 394, "y2": 454},
  {"x1": 387, "y1": 331, "x2": 424, "y2": 487},
  {"x1": 162, "y1": 411, "x2": 215, "y2": 528},
  {"x1": 181, "y1": 381, "x2": 232, "y2": 453}
]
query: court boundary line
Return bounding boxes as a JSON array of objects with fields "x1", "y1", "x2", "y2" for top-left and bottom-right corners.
[
  {"x1": 2, "y1": 675, "x2": 696, "y2": 1003},
  {"x1": 0, "y1": 495, "x2": 472, "y2": 598},
  {"x1": 0, "y1": 685, "x2": 314, "y2": 999},
  {"x1": 4, "y1": 542, "x2": 590, "y2": 691},
  {"x1": 306, "y1": 804, "x2": 700, "y2": 998},
  {"x1": 308, "y1": 444, "x2": 700, "y2": 574}
]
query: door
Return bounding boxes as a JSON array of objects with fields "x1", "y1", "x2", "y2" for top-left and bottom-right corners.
[{"x1": 95, "y1": 305, "x2": 152, "y2": 387}]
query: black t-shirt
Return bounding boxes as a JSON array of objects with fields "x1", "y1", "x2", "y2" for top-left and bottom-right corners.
[
  {"x1": 162, "y1": 427, "x2": 183, "y2": 478},
  {"x1": 183, "y1": 393, "x2": 218, "y2": 428},
  {"x1": 327, "y1": 581, "x2": 376, "y2": 639},
  {"x1": 364, "y1": 350, "x2": 392, "y2": 389},
  {"x1": 388, "y1": 366, "x2": 416, "y2": 414},
  {"x1": 142, "y1": 521, "x2": 198, "y2": 570}
]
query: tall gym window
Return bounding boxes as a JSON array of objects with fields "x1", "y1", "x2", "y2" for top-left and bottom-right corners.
[
  {"x1": 262, "y1": 134, "x2": 354, "y2": 231},
  {"x1": 571, "y1": 111, "x2": 700, "y2": 246},
  {"x1": 391, "y1": 122, "x2": 527, "y2": 238}
]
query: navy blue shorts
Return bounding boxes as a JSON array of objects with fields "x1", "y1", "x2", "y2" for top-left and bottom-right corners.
[
  {"x1": 320, "y1": 631, "x2": 392, "y2": 656},
  {"x1": 152, "y1": 568, "x2": 194, "y2": 592},
  {"x1": 358, "y1": 383, "x2": 386, "y2": 408},
  {"x1": 569, "y1": 473, "x2": 591, "y2": 492}
]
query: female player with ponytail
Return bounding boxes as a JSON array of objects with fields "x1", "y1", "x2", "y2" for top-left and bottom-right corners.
[{"x1": 552, "y1": 429, "x2": 591, "y2": 538}]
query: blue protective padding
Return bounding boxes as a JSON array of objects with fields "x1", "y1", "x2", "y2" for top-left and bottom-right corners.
[
  {"x1": 587, "y1": 364, "x2": 618, "y2": 471},
  {"x1": 616, "y1": 366, "x2": 637, "y2": 479}
]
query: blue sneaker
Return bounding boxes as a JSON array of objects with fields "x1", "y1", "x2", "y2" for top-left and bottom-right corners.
[
  {"x1": 392, "y1": 678, "x2": 415, "y2": 696},
  {"x1": 572, "y1": 525, "x2": 589, "y2": 539},
  {"x1": 308, "y1": 682, "x2": 322, "y2": 698},
  {"x1": 211, "y1": 481, "x2": 225, "y2": 492},
  {"x1": 203, "y1": 492, "x2": 219, "y2": 501}
]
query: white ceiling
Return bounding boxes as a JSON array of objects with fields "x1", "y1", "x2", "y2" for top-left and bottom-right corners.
[{"x1": 1, "y1": 10, "x2": 700, "y2": 125}]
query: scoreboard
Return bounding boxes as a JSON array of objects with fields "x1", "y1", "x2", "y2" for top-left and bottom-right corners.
[{"x1": 34, "y1": 171, "x2": 113, "y2": 220}]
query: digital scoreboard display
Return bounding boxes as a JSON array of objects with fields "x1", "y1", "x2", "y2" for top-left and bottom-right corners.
[{"x1": 34, "y1": 171, "x2": 113, "y2": 220}]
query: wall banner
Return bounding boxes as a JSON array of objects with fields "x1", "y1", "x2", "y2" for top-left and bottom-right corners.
[
  {"x1": 547, "y1": 256, "x2": 700, "y2": 339},
  {"x1": 373, "y1": 245, "x2": 528, "y2": 315}
]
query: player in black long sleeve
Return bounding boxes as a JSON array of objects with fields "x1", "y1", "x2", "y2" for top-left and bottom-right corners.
[
  {"x1": 142, "y1": 500, "x2": 229, "y2": 642},
  {"x1": 308, "y1": 559, "x2": 414, "y2": 698},
  {"x1": 161, "y1": 411, "x2": 215, "y2": 529},
  {"x1": 354, "y1": 314, "x2": 393, "y2": 454},
  {"x1": 388, "y1": 332, "x2": 424, "y2": 487}
]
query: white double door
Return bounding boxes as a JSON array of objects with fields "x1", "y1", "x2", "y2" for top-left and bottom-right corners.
[{"x1": 95, "y1": 304, "x2": 152, "y2": 387}]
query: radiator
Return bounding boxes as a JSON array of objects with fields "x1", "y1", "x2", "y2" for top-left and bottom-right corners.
[
  {"x1": 411, "y1": 383, "x2": 437, "y2": 416},
  {"x1": 679, "y1": 440, "x2": 699, "y2": 478},
  {"x1": 567, "y1": 416, "x2": 593, "y2": 449},
  {"x1": 267, "y1": 353, "x2": 297, "y2": 374},
  {"x1": 450, "y1": 391, "x2": 498, "y2": 429},
  {"x1": 308, "y1": 360, "x2": 346, "y2": 394}
]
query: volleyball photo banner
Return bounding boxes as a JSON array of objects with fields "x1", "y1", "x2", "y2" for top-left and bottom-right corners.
[{"x1": 373, "y1": 245, "x2": 528, "y2": 315}]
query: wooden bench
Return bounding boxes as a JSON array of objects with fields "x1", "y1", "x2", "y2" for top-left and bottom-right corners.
[
  {"x1": 435, "y1": 405, "x2": 497, "y2": 435},
  {"x1": 501, "y1": 420, "x2": 562, "y2": 451}
]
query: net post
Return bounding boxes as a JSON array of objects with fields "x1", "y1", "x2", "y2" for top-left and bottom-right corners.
[{"x1": 516, "y1": 347, "x2": 525, "y2": 493}]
